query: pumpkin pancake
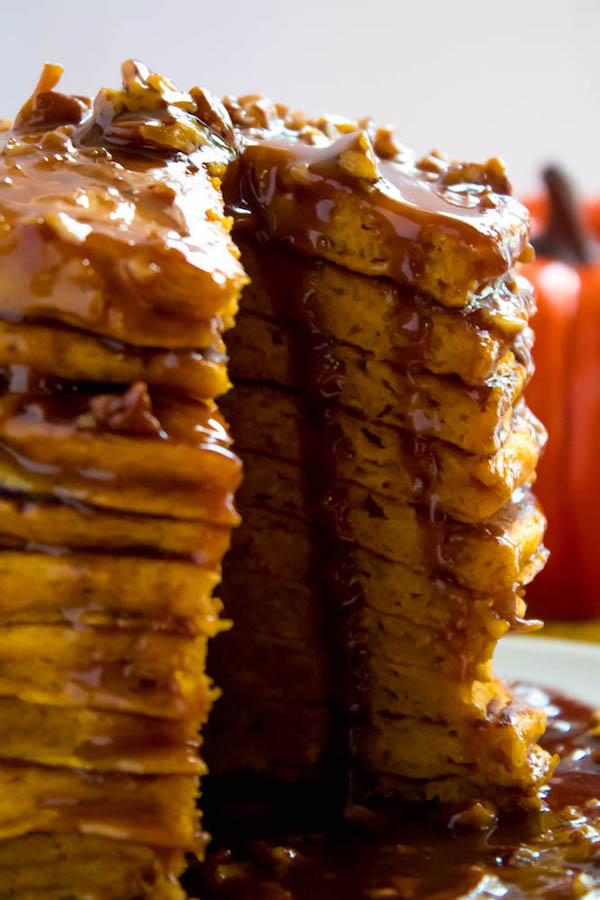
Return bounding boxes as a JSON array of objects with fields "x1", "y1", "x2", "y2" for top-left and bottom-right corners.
[
  {"x1": 228, "y1": 313, "x2": 530, "y2": 455},
  {"x1": 236, "y1": 236, "x2": 535, "y2": 386},
  {"x1": 0, "y1": 384, "x2": 241, "y2": 522},
  {"x1": 0, "y1": 762, "x2": 202, "y2": 848},
  {"x1": 0, "y1": 833, "x2": 185, "y2": 900},
  {"x1": 225, "y1": 98, "x2": 532, "y2": 307},
  {"x1": 0, "y1": 625, "x2": 213, "y2": 717},
  {"x1": 0, "y1": 696, "x2": 204, "y2": 774},
  {"x1": 0, "y1": 319, "x2": 231, "y2": 399},
  {"x1": 233, "y1": 403, "x2": 544, "y2": 524},
  {"x1": 0, "y1": 550, "x2": 223, "y2": 634}
]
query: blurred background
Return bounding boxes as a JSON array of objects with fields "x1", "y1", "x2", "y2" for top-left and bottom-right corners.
[{"x1": 1, "y1": 0, "x2": 598, "y2": 193}]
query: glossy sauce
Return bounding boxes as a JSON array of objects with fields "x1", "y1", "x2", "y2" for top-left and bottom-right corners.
[
  {"x1": 190, "y1": 685, "x2": 600, "y2": 899},
  {"x1": 225, "y1": 109, "x2": 532, "y2": 302}
]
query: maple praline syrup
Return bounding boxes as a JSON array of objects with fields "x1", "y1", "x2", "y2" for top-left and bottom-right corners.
[{"x1": 190, "y1": 683, "x2": 600, "y2": 899}]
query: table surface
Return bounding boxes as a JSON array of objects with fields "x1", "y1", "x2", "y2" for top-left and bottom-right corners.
[{"x1": 539, "y1": 620, "x2": 600, "y2": 643}]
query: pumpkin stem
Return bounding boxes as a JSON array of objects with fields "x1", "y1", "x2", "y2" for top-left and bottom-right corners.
[{"x1": 533, "y1": 166, "x2": 592, "y2": 265}]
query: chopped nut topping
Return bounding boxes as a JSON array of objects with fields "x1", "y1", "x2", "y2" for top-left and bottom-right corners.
[
  {"x1": 44, "y1": 212, "x2": 92, "y2": 245},
  {"x1": 138, "y1": 113, "x2": 209, "y2": 155},
  {"x1": 312, "y1": 114, "x2": 359, "y2": 140},
  {"x1": 443, "y1": 158, "x2": 513, "y2": 195},
  {"x1": 13, "y1": 63, "x2": 88, "y2": 133},
  {"x1": 373, "y1": 125, "x2": 401, "y2": 160},
  {"x1": 118, "y1": 59, "x2": 196, "y2": 114},
  {"x1": 224, "y1": 95, "x2": 282, "y2": 131},
  {"x1": 519, "y1": 243, "x2": 536, "y2": 264},
  {"x1": 416, "y1": 149, "x2": 448, "y2": 174},
  {"x1": 283, "y1": 110, "x2": 305, "y2": 131},
  {"x1": 339, "y1": 131, "x2": 380, "y2": 183},
  {"x1": 296, "y1": 124, "x2": 330, "y2": 147},
  {"x1": 39, "y1": 128, "x2": 73, "y2": 151},
  {"x1": 289, "y1": 162, "x2": 315, "y2": 185},
  {"x1": 1, "y1": 137, "x2": 37, "y2": 157},
  {"x1": 190, "y1": 86, "x2": 236, "y2": 147},
  {"x1": 89, "y1": 382, "x2": 163, "y2": 436},
  {"x1": 79, "y1": 60, "x2": 215, "y2": 156}
]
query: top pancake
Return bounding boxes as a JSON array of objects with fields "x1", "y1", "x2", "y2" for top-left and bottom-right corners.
[{"x1": 225, "y1": 96, "x2": 533, "y2": 307}]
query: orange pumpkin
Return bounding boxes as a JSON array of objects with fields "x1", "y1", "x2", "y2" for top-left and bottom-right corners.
[{"x1": 522, "y1": 170, "x2": 600, "y2": 619}]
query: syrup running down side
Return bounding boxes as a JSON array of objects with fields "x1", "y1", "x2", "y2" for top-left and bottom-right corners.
[{"x1": 189, "y1": 684, "x2": 600, "y2": 899}]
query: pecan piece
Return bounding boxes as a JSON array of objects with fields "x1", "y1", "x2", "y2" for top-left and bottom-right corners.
[{"x1": 89, "y1": 382, "x2": 163, "y2": 436}]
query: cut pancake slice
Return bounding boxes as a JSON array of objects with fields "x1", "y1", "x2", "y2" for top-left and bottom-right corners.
[
  {"x1": 236, "y1": 236, "x2": 535, "y2": 386},
  {"x1": 0, "y1": 319, "x2": 231, "y2": 399},
  {"x1": 0, "y1": 762, "x2": 202, "y2": 849},
  {"x1": 0, "y1": 550, "x2": 223, "y2": 634},
  {"x1": 0, "y1": 625, "x2": 213, "y2": 718},
  {"x1": 360, "y1": 699, "x2": 554, "y2": 802},
  {"x1": 0, "y1": 697, "x2": 204, "y2": 774},
  {"x1": 229, "y1": 314, "x2": 530, "y2": 455},
  {"x1": 234, "y1": 401, "x2": 545, "y2": 525},
  {"x1": 228, "y1": 485, "x2": 546, "y2": 595},
  {"x1": 0, "y1": 833, "x2": 185, "y2": 900},
  {"x1": 219, "y1": 566, "x2": 522, "y2": 646}
]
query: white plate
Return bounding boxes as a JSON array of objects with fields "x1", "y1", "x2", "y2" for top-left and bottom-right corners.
[{"x1": 495, "y1": 636, "x2": 600, "y2": 707}]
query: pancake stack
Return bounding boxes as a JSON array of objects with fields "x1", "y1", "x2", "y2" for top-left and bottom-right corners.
[
  {"x1": 207, "y1": 98, "x2": 556, "y2": 806},
  {"x1": 0, "y1": 65, "x2": 244, "y2": 898}
]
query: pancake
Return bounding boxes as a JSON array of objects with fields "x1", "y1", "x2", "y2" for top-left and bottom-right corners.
[
  {"x1": 0, "y1": 491, "x2": 233, "y2": 561},
  {"x1": 228, "y1": 312, "x2": 530, "y2": 455},
  {"x1": 0, "y1": 762, "x2": 202, "y2": 848},
  {"x1": 232, "y1": 402, "x2": 545, "y2": 524},
  {"x1": 0, "y1": 696, "x2": 204, "y2": 774},
  {"x1": 226, "y1": 487, "x2": 545, "y2": 594},
  {"x1": 0, "y1": 625, "x2": 213, "y2": 717},
  {"x1": 0, "y1": 74, "x2": 247, "y2": 348},
  {"x1": 0, "y1": 383, "x2": 241, "y2": 523},
  {"x1": 0, "y1": 550, "x2": 222, "y2": 634},
  {"x1": 237, "y1": 235, "x2": 536, "y2": 386},
  {"x1": 0, "y1": 318, "x2": 231, "y2": 398},
  {"x1": 0, "y1": 833, "x2": 185, "y2": 900}
]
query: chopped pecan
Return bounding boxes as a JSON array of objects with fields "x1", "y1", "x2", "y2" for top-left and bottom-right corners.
[
  {"x1": 224, "y1": 95, "x2": 282, "y2": 131},
  {"x1": 13, "y1": 63, "x2": 89, "y2": 133},
  {"x1": 77, "y1": 60, "x2": 210, "y2": 154},
  {"x1": 339, "y1": 131, "x2": 380, "y2": 182},
  {"x1": 189, "y1": 86, "x2": 236, "y2": 147},
  {"x1": 373, "y1": 125, "x2": 401, "y2": 160},
  {"x1": 89, "y1": 382, "x2": 162, "y2": 436},
  {"x1": 311, "y1": 114, "x2": 358, "y2": 141},
  {"x1": 416, "y1": 149, "x2": 448, "y2": 175},
  {"x1": 442, "y1": 157, "x2": 513, "y2": 195}
]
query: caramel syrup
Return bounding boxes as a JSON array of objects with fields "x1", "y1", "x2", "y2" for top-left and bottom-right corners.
[{"x1": 189, "y1": 685, "x2": 600, "y2": 899}]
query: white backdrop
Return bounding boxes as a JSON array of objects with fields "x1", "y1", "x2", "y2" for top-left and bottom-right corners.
[{"x1": 0, "y1": 0, "x2": 597, "y2": 193}]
